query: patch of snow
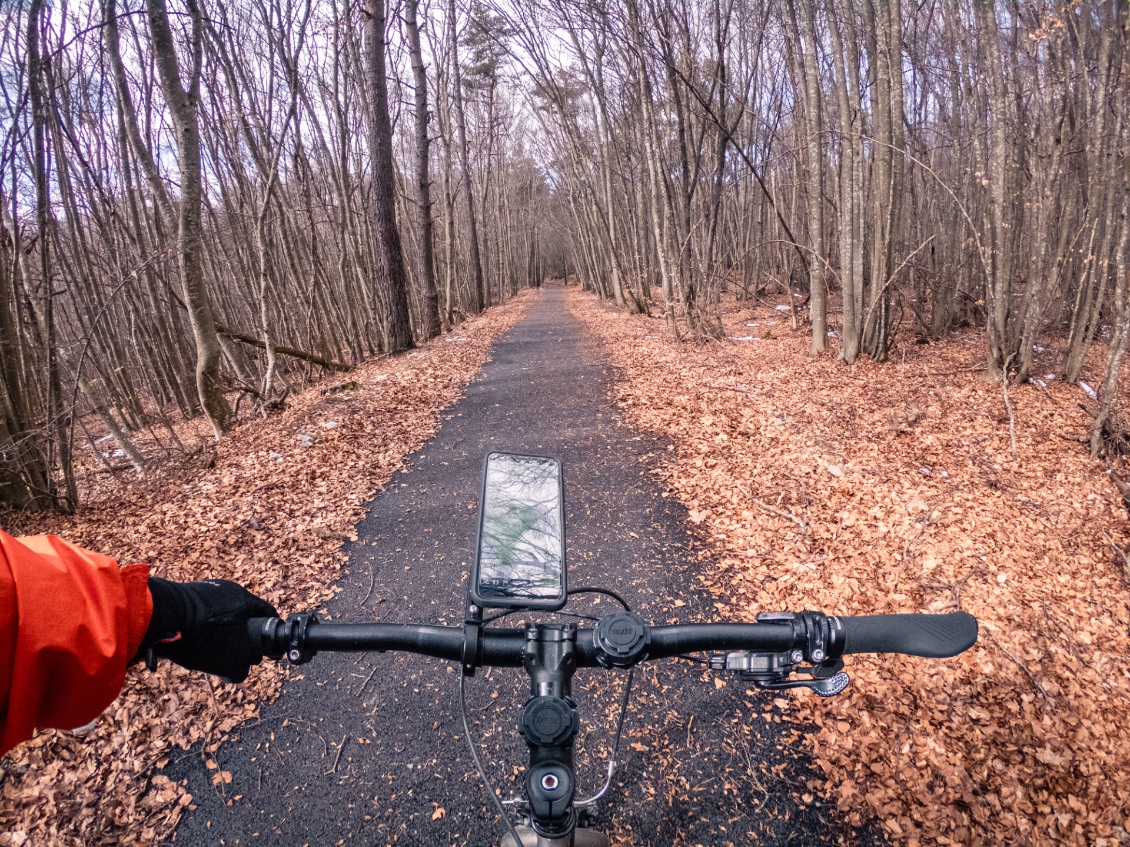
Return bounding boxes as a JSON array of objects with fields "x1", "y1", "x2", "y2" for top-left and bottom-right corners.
[
  {"x1": 745, "y1": 322, "x2": 759, "y2": 327},
  {"x1": 1029, "y1": 378, "x2": 1047, "y2": 389},
  {"x1": 297, "y1": 433, "x2": 316, "y2": 447},
  {"x1": 775, "y1": 305, "x2": 791, "y2": 312},
  {"x1": 322, "y1": 421, "x2": 338, "y2": 429},
  {"x1": 1080, "y1": 381, "x2": 1098, "y2": 400},
  {"x1": 938, "y1": 470, "x2": 950, "y2": 479},
  {"x1": 268, "y1": 451, "x2": 284, "y2": 463},
  {"x1": 1044, "y1": 374, "x2": 1056, "y2": 381},
  {"x1": 446, "y1": 335, "x2": 468, "y2": 342},
  {"x1": 728, "y1": 336, "x2": 759, "y2": 342},
  {"x1": 827, "y1": 464, "x2": 844, "y2": 478}
]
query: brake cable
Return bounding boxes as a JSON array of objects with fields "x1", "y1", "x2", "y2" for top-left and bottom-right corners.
[
  {"x1": 575, "y1": 665, "x2": 633, "y2": 807},
  {"x1": 459, "y1": 669, "x2": 525, "y2": 847},
  {"x1": 567, "y1": 587, "x2": 633, "y2": 807}
]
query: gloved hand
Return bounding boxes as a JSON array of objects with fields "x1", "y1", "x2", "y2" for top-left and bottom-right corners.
[{"x1": 139, "y1": 577, "x2": 279, "y2": 682}]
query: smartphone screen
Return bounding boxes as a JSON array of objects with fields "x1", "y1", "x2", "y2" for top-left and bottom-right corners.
[{"x1": 472, "y1": 453, "x2": 566, "y2": 609}]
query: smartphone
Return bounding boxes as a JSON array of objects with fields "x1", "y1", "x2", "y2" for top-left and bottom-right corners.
[{"x1": 470, "y1": 452, "x2": 567, "y2": 611}]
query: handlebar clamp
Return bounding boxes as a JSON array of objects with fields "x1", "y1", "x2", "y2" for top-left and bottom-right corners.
[{"x1": 284, "y1": 613, "x2": 319, "y2": 665}]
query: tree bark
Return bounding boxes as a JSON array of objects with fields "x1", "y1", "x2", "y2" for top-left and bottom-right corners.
[
  {"x1": 789, "y1": 0, "x2": 827, "y2": 353},
  {"x1": 364, "y1": 0, "x2": 415, "y2": 353},
  {"x1": 406, "y1": 0, "x2": 442, "y2": 339},
  {"x1": 974, "y1": 0, "x2": 1015, "y2": 381},
  {"x1": 447, "y1": 0, "x2": 486, "y2": 314}
]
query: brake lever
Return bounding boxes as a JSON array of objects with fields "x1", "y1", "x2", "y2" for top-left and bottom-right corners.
[
  {"x1": 707, "y1": 651, "x2": 851, "y2": 698},
  {"x1": 753, "y1": 671, "x2": 850, "y2": 698}
]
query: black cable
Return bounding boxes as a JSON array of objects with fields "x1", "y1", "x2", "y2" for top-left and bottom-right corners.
[
  {"x1": 481, "y1": 607, "x2": 530, "y2": 625},
  {"x1": 459, "y1": 671, "x2": 525, "y2": 847},
  {"x1": 554, "y1": 610, "x2": 602, "y2": 623},
  {"x1": 607, "y1": 666, "x2": 634, "y2": 781},
  {"x1": 567, "y1": 586, "x2": 632, "y2": 611},
  {"x1": 674, "y1": 654, "x2": 712, "y2": 666}
]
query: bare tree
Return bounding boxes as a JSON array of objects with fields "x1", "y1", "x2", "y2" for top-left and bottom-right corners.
[
  {"x1": 146, "y1": 0, "x2": 233, "y2": 436},
  {"x1": 406, "y1": 0, "x2": 442, "y2": 339},
  {"x1": 364, "y1": 0, "x2": 414, "y2": 353}
]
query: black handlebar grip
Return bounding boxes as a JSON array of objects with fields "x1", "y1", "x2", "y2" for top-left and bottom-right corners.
[
  {"x1": 840, "y1": 612, "x2": 977, "y2": 658},
  {"x1": 247, "y1": 617, "x2": 285, "y2": 660}
]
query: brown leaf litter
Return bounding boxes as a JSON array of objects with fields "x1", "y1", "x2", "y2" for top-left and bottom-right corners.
[{"x1": 570, "y1": 286, "x2": 1130, "y2": 847}]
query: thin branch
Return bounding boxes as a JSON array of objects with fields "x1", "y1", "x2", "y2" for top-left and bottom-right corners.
[
  {"x1": 737, "y1": 484, "x2": 809, "y2": 534},
  {"x1": 982, "y1": 628, "x2": 1052, "y2": 706}
]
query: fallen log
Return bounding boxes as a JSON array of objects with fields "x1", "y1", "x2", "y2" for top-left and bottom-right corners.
[{"x1": 214, "y1": 323, "x2": 354, "y2": 372}]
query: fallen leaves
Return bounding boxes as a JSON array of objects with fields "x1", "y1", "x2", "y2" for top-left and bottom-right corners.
[
  {"x1": 571, "y1": 286, "x2": 1130, "y2": 847},
  {"x1": 0, "y1": 294, "x2": 533, "y2": 846}
]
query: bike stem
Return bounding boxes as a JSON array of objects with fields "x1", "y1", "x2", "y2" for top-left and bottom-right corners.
[{"x1": 518, "y1": 623, "x2": 582, "y2": 840}]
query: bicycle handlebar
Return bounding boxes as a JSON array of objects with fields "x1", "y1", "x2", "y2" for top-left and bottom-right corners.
[
  {"x1": 248, "y1": 611, "x2": 977, "y2": 668},
  {"x1": 244, "y1": 609, "x2": 974, "y2": 841}
]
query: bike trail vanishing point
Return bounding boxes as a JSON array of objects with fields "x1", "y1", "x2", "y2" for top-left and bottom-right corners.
[{"x1": 168, "y1": 285, "x2": 883, "y2": 846}]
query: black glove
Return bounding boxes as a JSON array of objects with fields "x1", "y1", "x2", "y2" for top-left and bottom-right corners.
[{"x1": 139, "y1": 577, "x2": 279, "y2": 682}]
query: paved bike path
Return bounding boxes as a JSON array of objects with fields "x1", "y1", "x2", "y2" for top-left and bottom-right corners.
[{"x1": 168, "y1": 285, "x2": 881, "y2": 846}]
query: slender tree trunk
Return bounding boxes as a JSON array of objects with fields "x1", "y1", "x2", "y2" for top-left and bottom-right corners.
[
  {"x1": 0, "y1": 224, "x2": 49, "y2": 507},
  {"x1": 975, "y1": 0, "x2": 1015, "y2": 380},
  {"x1": 28, "y1": 0, "x2": 76, "y2": 509},
  {"x1": 406, "y1": 0, "x2": 441, "y2": 339},
  {"x1": 828, "y1": 0, "x2": 862, "y2": 362},
  {"x1": 364, "y1": 0, "x2": 415, "y2": 353},
  {"x1": 791, "y1": 0, "x2": 827, "y2": 353},
  {"x1": 628, "y1": 1, "x2": 678, "y2": 337},
  {"x1": 146, "y1": 0, "x2": 233, "y2": 437},
  {"x1": 448, "y1": 0, "x2": 485, "y2": 314}
]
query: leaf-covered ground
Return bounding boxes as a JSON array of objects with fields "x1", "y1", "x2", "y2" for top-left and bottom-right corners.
[
  {"x1": 569, "y1": 287, "x2": 1130, "y2": 847},
  {"x1": 0, "y1": 293, "x2": 532, "y2": 847}
]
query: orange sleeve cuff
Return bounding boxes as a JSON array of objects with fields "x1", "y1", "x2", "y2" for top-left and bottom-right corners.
[{"x1": 120, "y1": 563, "x2": 152, "y2": 659}]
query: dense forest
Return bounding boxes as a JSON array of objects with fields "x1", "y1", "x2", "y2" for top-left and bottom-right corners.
[{"x1": 1, "y1": 0, "x2": 1127, "y2": 511}]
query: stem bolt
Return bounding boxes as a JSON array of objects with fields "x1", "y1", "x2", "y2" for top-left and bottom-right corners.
[
  {"x1": 812, "y1": 648, "x2": 825, "y2": 663},
  {"x1": 790, "y1": 650, "x2": 804, "y2": 664},
  {"x1": 288, "y1": 649, "x2": 301, "y2": 663},
  {"x1": 540, "y1": 774, "x2": 560, "y2": 791}
]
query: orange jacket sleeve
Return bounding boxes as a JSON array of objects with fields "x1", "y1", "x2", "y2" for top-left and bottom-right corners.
[{"x1": 0, "y1": 530, "x2": 152, "y2": 755}]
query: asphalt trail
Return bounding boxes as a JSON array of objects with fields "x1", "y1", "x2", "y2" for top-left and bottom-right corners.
[{"x1": 168, "y1": 285, "x2": 881, "y2": 846}]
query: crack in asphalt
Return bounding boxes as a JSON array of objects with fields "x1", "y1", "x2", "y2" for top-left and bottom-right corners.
[{"x1": 166, "y1": 285, "x2": 883, "y2": 846}]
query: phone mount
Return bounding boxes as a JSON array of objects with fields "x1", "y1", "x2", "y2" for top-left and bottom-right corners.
[{"x1": 463, "y1": 603, "x2": 484, "y2": 676}]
